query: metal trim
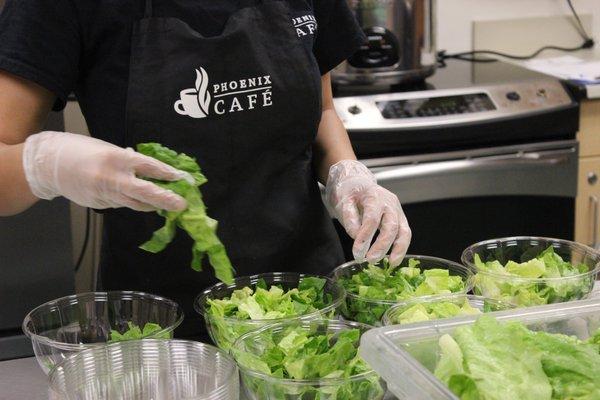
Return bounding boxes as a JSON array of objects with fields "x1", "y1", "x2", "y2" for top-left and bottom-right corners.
[
  {"x1": 365, "y1": 141, "x2": 578, "y2": 204},
  {"x1": 334, "y1": 81, "x2": 575, "y2": 131}
]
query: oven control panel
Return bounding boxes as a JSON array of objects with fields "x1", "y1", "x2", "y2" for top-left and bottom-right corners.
[
  {"x1": 377, "y1": 93, "x2": 496, "y2": 119},
  {"x1": 335, "y1": 79, "x2": 574, "y2": 131}
]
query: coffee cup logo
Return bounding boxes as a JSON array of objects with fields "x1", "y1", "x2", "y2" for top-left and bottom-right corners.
[{"x1": 174, "y1": 67, "x2": 211, "y2": 119}]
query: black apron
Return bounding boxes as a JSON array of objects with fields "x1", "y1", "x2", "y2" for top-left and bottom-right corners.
[{"x1": 99, "y1": 0, "x2": 345, "y2": 339}]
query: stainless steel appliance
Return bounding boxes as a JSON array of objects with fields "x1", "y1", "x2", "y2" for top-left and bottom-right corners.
[
  {"x1": 333, "y1": 0, "x2": 436, "y2": 86},
  {"x1": 333, "y1": 60, "x2": 579, "y2": 261},
  {"x1": 0, "y1": 112, "x2": 75, "y2": 360}
]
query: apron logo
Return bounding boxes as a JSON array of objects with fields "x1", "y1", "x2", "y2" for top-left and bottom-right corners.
[
  {"x1": 292, "y1": 14, "x2": 317, "y2": 37},
  {"x1": 174, "y1": 67, "x2": 273, "y2": 119},
  {"x1": 174, "y1": 67, "x2": 211, "y2": 119}
]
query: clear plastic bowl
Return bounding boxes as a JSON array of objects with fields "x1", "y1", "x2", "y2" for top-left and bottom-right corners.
[
  {"x1": 331, "y1": 256, "x2": 473, "y2": 326},
  {"x1": 360, "y1": 298, "x2": 600, "y2": 400},
  {"x1": 195, "y1": 272, "x2": 345, "y2": 351},
  {"x1": 48, "y1": 339, "x2": 239, "y2": 400},
  {"x1": 232, "y1": 319, "x2": 387, "y2": 400},
  {"x1": 22, "y1": 291, "x2": 183, "y2": 374},
  {"x1": 461, "y1": 236, "x2": 600, "y2": 307},
  {"x1": 382, "y1": 294, "x2": 516, "y2": 326}
]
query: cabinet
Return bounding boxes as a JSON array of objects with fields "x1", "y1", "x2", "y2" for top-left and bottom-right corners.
[{"x1": 575, "y1": 100, "x2": 600, "y2": 248}]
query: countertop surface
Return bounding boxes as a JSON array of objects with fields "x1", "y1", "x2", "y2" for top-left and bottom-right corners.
[
  {"x1": 0, "y1": 357, "x2": 47, "y2": 400},
  {"x1": 510, "y1": 48, "x2": 600, "y2": 100}
]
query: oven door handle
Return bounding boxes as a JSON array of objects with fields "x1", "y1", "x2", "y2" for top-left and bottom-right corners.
[
  {"x1": 371, "y1": 147, "x2": 577, "y2": 204},
  {"x1": 374, "y1": 152, "x2": 570, "y2": 181}
]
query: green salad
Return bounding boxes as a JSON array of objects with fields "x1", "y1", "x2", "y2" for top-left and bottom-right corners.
[
  {"x1": 136, "y1": 143, "x2": 234, "y2": 285},
  {"x1": 472, "y1": 246, "x2": 592, "y2": 306},
  {"x1": 388, "y1": 298, "x2": 482, "y2": 325},
  {"x1": 338, "y1": 258, "x2": 468, "y2": 325},
  {"x1": 108, "y1": 322, "x2": 170, "y2": 343},
  {"x1": 233, "y1": 326, "x2": 384, "y2": 399},
  {"x1": 435, "y1": 316, "x2": 600, "y2": 400},
  {"x1": 205, "y1": 277, "x2": 336, "y2": 350}
]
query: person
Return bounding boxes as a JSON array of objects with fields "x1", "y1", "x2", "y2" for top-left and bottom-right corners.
[{"x1": 0, "y1": 0, "x2": 411, "y2": 338}]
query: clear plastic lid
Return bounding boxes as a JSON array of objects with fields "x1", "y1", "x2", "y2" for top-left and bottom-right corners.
[{"x1": 360, "y1": 298, "x2": 600, "y2": 400}]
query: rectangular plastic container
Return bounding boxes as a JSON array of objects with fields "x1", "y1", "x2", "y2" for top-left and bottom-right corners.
[{"x1": 360, "y1": 298, "x2": 600, "y2": 400}]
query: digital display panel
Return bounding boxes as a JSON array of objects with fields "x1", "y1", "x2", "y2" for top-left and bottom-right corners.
[{"x1": 377, "y1": 93, "x2": 496, "y2": 119}]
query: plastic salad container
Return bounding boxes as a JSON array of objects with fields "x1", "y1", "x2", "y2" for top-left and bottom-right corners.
[
  {"x1": 48, "y1": 339, "x2": 239, "y2": 400},
  {"x1": 382, "y1": 294, "x2": 515, "y2": 326},
  {"x1": 22, "y1": 291, "x2": 183, "y2": 374},
  {"x1": 461, "y1": 236, "x2": 600, "y2": 307},
  {"x1": 195, "y1": 272, "x2": 345, "y2": 351},
  {"x1": 331, "y1": 256, "x2": 473, "y2": 326},
  {"x1": 232, "y1": 319, "x2": 388, "y2": 400},
  {"x1": 360, "y1": 299, "x2": 600, "y2": 400}
]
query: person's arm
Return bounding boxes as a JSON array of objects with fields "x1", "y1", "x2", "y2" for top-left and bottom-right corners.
[
  {"x1": 313, "y1": 73, "x2": 356, "y2": 184},
  {"x1": 315, "y1": 73, "x2": 412, "y2": 267},
  {"x1": 0, "y1": 70, "x2": 189, "y2": 217},
  {"x1": 0, "y1": 71, "x2": 53, "y2": 215}
]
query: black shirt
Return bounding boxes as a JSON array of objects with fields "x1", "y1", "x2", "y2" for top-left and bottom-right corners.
[{"x1": 0, "y1": 0, "x2": 364, "y2": 146}]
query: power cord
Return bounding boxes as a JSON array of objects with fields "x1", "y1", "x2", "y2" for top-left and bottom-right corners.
[
  {"x1": 438, "y1": 0, "x2": 595, "y2": 64},
  {"x1": 74, "y1": 207, "x2": 91, "y2": 272}
]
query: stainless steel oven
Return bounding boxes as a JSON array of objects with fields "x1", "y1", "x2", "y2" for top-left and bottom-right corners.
[
  {"x1": 332, "y1": 60, "x2": 579, "y2": 262},
  {"x1": 362, "y1": 141, "x2": 577, "y2": 261}
]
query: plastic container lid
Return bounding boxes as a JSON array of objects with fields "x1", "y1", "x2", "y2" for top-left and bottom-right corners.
[{"x1": 360, "y1": 298, "x2": 600, "y2": 400}]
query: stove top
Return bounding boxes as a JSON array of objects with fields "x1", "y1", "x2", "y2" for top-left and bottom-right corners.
[
  {"x1": 333, "y1": 60, "x2": 579, "y2": 158},
  {"x1": 333, "y1": 59, "x2": 555, "y2": 97},
  {"x1": 334, "y1": 60, "x2": 574, "y2": 132}
]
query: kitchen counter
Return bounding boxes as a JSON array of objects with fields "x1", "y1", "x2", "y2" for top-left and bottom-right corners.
[
  {"x1": 0, "y1": 357, "x2": 47, "y2": 399},
  {"x1": 510, "y1": 48, "x2": 600, "y2": 100}
]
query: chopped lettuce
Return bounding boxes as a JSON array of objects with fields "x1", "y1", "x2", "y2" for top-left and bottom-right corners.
[
  {"x1": 136, "y1": 143, "x2": 234, "y2": 284},
  {"x1": 472, "y1": 246, "x2": 592, "y2": 307},
  {"x1": 389, "y1": 298, "x2": 482, "y2": 325},
  {"x1": 338, "y1": 258, "x2": 468, "y2": 325},
  {"x1": 205, "y1": 277, "x2": 335, "y2": 350},
  {"x1": 108, "y1": 322, "x2": 170, "y2": 343},
  {"x1": 232, "y1": 326, "x2": 384, "y2": 399},
  {"x1": 434, "y1": 317, "x2": 600, "y2": 400}
]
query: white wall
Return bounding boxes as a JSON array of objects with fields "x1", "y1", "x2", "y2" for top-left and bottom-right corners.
[{"x1": 437, "y1": 0, "x2": 600, "y2": 53}]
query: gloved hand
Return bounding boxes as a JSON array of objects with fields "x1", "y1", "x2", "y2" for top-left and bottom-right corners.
[
  {"x1": 23, "y1": 131, "x2": 189, "y2": 211},
  {"x1": 326, "y1": 160, "x2": 411, "y2": 267}
]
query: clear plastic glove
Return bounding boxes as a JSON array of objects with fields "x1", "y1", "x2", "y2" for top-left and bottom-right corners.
[
  {"x1": 326, "y1": 160, "x2": 411, "y2": 267},
  {"x1": 23, "y1": 131, "x2": 189, "y2": 211}
]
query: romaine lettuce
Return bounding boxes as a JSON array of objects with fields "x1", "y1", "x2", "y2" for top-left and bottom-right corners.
[
  {"x1": 108, "y1": 322, "x2": 170, "y2": 342},
  {"x1": 390, "y1": 298, "x2": 481, "y2": 325},
  {"x1": 205, "y1": 277, "x2": 336, "y2": 350},
  {"x1": 472, "y1": 246, "x2": 591, "y2": 307},
  {"x1": 136, "y1": 143, "x2": 234, "y2": 284},
  {"x1": 434, "y1": 317, "x2": 600, "y2": 400},
  {"x1": 338, "y1": 258, "x2": 468, "y2": 325},
  {"x1": 233, "y1": 326, "x2": 385, "y2": 399}
]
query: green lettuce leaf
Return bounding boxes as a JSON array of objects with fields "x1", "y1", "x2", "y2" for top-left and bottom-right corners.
[
  {"x1": 205, "y1": 277, "x2": 335, "y2": 350},
  {"x1": 232, "y1": 326, "x2": 384, "y2": 399},
  {"x1": 472, "y1": 247, "x2": 591, "y2": 307},
  {"x1": 136, "y1": 143, "x2": 234, "y2": 284},
  {"x1": 108, "y1": 322, "x2": 170, "y2": 343},
  {"x1": 391, "y1": 298, "x2": 482, "y2": 325},
  {"x1": 339, "y1": 258, "x2": 468, "y2": 325},
  {"x1": 434, "y1": 317, "x2": 600, "y2": 400}
]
